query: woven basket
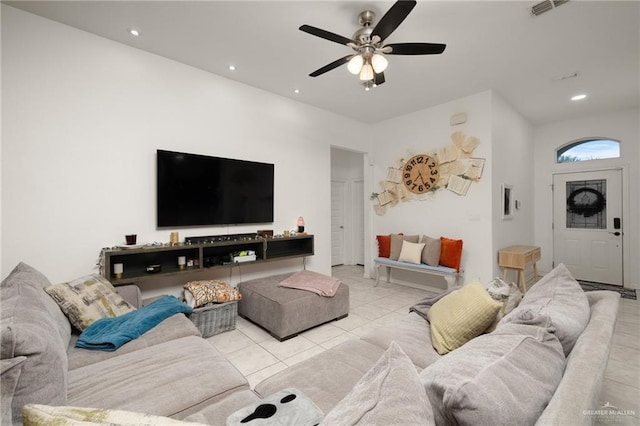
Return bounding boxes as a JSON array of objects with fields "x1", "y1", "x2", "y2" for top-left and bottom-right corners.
[{"x1": 188, "y1": 301, "x2": 237, "y2": 337}]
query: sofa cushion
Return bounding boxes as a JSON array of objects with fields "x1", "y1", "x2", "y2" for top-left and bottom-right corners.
[
  {"x1": 45, "y1": 274, "x2": 134, "y2": 331},
  {"x1": 397, "y1": 241, "x2": 425, "y2": 265},
  {"x1": 67, "y1": 336, "x2": 248, "y2": 419},
  {"x1": 1, "y1": 356, "x2": 26, "y2": 425},
  {"x1": 67, "y1": 313, "x2": 201, "y2": 371},
  {"x1": 360, "y1": 312, "x2": 441, "y2": 369},
  {"x1": 499, "y1": 263, "x2": 590, "y2": 355},
  {"x1": 389, "y1": 234, "x2": 419, "y2": 260},
  {"x1": 439, "y1": 237, "x2": 463, "y2": 271},
  {"x1": 376, "y1": 234, "x2": 391, "y2": 258},
  {"x1": 420, "y1": 310, "x2": 566, "y2": 426},
  {"x1": 420, "y1": 235, "x2": 441, "y2": 266},
  {"x1": 427, "y1": 281, "x2": 502, "y2": 354},
  {"x1": 184, "y1": 389, "x2": 262, "y2": 425},
  {"x1": 320, "y1": 342, "x2": 433, "y2": 426},
  {"x1": 254, "y1": 339, "x2": 385, "y2": 414},
  {"x1": 1, "y1": 262, "x2": 71, "y2": 424},
  {"x1": 22, "y1": 404, "x2": 209, "y2": 426}
]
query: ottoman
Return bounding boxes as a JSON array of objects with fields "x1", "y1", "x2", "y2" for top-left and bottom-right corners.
[{"x1": 237, "y1": 273, "x2": 349, "y2": 341}]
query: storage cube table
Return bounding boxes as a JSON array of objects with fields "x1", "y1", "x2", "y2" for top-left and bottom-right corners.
[
  {"x1": 237, "y1": 273, "x2": 349, "y2": 341},
  {"x1": 188, "y1": 301, "x2": 238, "y2": 338}
]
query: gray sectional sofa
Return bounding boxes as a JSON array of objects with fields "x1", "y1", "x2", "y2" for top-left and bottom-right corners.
[{"x1": 2, "y1": 262, "x2": 620, "y2": 425}]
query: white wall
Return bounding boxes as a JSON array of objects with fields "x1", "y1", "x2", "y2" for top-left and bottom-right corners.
[
  {"x1": 491, "y1": 93, "x2": 535, "y2": 277},
  {"x1": 1, "y1": 6, "x2": 370, "y2": 296},
  {"x1": 370, "y1": 91, "x2": 495, "y2": 287},
  {"x1": 533, "y1": 108, "x2": 639, "y2": 288}
]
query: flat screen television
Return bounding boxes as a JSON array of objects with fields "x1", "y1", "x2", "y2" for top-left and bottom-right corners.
[{"x1": 157, "y1": 150, "x2": 274, "y2": 227}]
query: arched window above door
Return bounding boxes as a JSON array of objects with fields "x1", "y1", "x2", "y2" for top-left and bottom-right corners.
[{"x1": 556, "y1": 138, "x2": 620, "y2": 163}]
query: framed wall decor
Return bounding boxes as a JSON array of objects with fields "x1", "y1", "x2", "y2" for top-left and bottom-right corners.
[{"x1": 501, "y1": 184, "x2": 513, "y2": 220}]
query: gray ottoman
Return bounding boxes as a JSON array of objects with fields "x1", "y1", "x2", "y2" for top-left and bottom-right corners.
[{"x1": 237, "y1": 273, "x2": 349, "y2": 341}]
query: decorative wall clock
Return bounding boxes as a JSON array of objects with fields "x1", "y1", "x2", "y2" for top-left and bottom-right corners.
[{"x1": 402, "y1": 154, "x2": 439, "y2": 194}]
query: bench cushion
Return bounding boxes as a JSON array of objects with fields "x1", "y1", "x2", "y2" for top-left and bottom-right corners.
[{"x1": 374, "y1": 257, "x2": 457, "y2": 275}]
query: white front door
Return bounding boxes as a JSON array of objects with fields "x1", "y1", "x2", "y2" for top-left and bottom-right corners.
[
  {"x1": 331, "y1": 180, "x2": 346, "y2": 266},
  {"x1": 552, "y1": 169, "x2": 623, "y2": 285}
]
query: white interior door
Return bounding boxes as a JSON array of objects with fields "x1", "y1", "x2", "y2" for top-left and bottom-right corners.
[
  {"x1": 331, "y1": 180, "x2": 346, "y2": 266},
  {"x1": 553, "y1": 169, "x2": 623, "y2": 285},
  {"x1": 352, "y1": 180, "x2": 365, "y2": 265}
]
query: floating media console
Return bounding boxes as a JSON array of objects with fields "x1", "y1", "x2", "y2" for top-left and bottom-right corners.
[{"x1": 101, "y1": 235, "x2": 314, "y2": 285}]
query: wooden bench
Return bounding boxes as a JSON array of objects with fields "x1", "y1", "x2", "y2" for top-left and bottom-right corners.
[{"x1": 374, "y1": 257, "x2": 463, "y2": 290}]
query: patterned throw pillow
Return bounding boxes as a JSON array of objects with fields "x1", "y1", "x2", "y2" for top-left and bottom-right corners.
[
  {"x1": 183, "y1": 280, "x2": 242, "y2": 308},
  {"x1": 45, "y1": 275, "x2": 134, "y2": 331},
  {"x1": 485, "y1": 277, "x2": 523, "y2": 332},
  {"x1": 22, "y1": 404, "x2": 208, "y2": 426}
]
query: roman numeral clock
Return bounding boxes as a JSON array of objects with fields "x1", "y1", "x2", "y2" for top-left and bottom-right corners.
[{"x1": 402, "y1": 154, "x2": 439, "y2": 194}]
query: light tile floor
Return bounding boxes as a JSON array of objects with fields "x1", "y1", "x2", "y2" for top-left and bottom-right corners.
[{"x1": 206, "y1": 265, "x2": 640, "y2": 424}]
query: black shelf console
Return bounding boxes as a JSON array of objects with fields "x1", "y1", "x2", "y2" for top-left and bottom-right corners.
[{"x1": 101, "y1": 235, "x2": 314, "y2": 285}]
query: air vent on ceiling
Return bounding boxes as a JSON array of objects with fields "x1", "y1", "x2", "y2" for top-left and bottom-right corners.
[{"x1": 530, "y1": 0, "x2": 569, "y2": 16}]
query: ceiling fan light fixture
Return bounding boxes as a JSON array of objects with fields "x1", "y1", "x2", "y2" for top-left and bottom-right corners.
[
  {"x1": 359, "y1": 63, "x2": 374, "y2": 81},
  {"x1": 371, "y1": 54, "x2": 388, "y2": 73},
  {"x1": 347, "y1": 55, "x2": 364, "y2": 75}
]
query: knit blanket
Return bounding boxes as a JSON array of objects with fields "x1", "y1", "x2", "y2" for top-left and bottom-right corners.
[
  {"x1": 279, "y1": 270, "x2": 341, "y2": 297},
  {"x1": 76, "y1": 295, "x2": 193, "y2": 351}
]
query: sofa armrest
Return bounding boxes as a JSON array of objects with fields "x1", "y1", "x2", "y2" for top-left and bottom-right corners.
[{"x1": 115, "y1": 285, "x2": 143, "y2": 308}]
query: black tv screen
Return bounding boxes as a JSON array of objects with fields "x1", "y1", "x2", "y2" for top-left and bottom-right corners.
[{"x1": 157, "y1": 150, "x2": 274, "y2": 227}]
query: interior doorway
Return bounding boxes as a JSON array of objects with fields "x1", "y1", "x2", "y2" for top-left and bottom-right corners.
[
  {"x1": 330, "y1": 148, "x2": 365, "y2": 267},
  {"x1": 552, "y1": 169, "x2": 623, "y2": 285}
]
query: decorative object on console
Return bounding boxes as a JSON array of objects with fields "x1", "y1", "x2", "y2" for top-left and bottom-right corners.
[
  {"x1": 113, "y1": 263, "x2": 124, "y2": 280},
  {"x1": 170, "y1": 232, "x2": 179, "y2": 246},
  {"x1": 374, "y1": 131, "x2": 482, "y2": 215},
  {"x1": 297, "y1": 216, "x2": 305, "y2": 233},
  {"x1": 178, "y1": 256, "x2": 186, "y2": 270},
  {"x1": 125, "y1": 234, "x2": 137, "y2": 245},
  {"x1": 146, "y1": 265, "x2": 162, "y2": 274}
]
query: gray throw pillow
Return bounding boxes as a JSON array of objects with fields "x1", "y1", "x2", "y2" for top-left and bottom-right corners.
[
  {"x1": 499, "y1": 263, "x2": 589, "y2": 356},
  {"x1": 420, "y1": 235, "x2": 441, "y2": 266},
  {"x1": 389, "y1": 234, "x2": 419, "y2": 260},
  {"x1": 420, "y1": 310, "x2": 565, "y2": 426}
]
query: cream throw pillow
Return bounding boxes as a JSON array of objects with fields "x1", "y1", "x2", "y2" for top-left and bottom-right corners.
[
  {"x1": 45, "y1": 274, "x2": 134, "y2": 331},
  {"x1": 427, "y1": 281, "x2": 502, "y2": 354},
  {"x1": 22, "y1": 404, "x2": 208, "y2": 426},
  {"x1": 397, "y1": 241, "x2": 426, "y2": 265}
]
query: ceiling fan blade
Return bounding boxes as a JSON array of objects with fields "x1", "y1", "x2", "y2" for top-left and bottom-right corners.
[
  {"x1": 309, "y1": 55, "x2": 353, "y2": 77},
  {"x1": 371, "y1": 0, "x2": 417, "y2": 42},
  {"x1": 299, "y1": 24, "x2": 355, "y2": 46},
  {"x1": 374, "y1": 72, "x2": 386, "y2": 86},
  {"x1": 384, "y1": 43, "x2": 446, "y2": 55}
]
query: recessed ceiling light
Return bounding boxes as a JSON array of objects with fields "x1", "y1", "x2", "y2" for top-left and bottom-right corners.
[
  {"x1": 228, "y1": 65, "x2": 236, "y2": 71},
  {"x1": 293, "y1": 89, "x2": 300, "y2": 94},
  {"x1": 128, "y1": 28, "x2": 140, "y2": 37},
  {"x1": 571, "y1": 94, "x2": 587, "y2": 101}
]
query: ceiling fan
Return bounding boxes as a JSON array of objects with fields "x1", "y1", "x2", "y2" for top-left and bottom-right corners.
[{"x1": 299, "y1": 0, "x2": 446, "y2": 89}]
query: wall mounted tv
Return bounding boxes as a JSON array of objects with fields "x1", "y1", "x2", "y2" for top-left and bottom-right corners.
[{"x1": 157, "y1": 150, "x2": 274, "y2": 227}]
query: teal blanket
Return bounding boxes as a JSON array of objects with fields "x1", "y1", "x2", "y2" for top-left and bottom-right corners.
[{"x1": 76, "y1": 295, "x2": 193, "y2": 351}]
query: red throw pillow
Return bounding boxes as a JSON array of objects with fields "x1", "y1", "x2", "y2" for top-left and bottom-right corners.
[
  {"x1": 376, "y1": 235, "x2": 391, "y2": 258},
  {"x1": 440, "y1": 237, "x2": 463, "y2": 271}
]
